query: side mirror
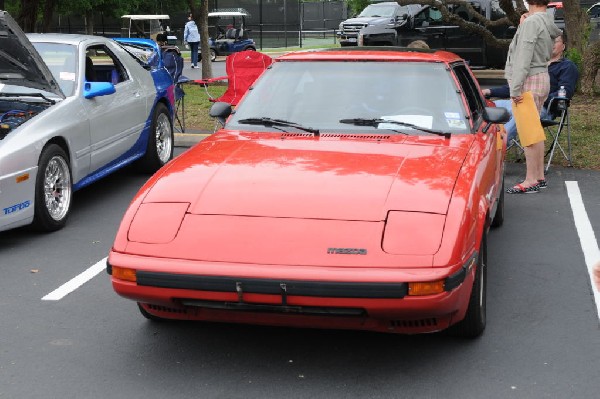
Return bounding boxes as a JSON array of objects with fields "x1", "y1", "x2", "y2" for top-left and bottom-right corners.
[
  {"x1": 482, "y1": 106, "x2": 510, "y2": 133},
  {"x1": 84, "y1": 81, "x2": 116, "y2": 99},
  {"x1": 209, "y1": 101, "x2": 232, "y2": 127}
]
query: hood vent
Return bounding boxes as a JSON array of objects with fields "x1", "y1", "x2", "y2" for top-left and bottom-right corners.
[
  {"x1": 280, "y1": 132, "x2": 315, "y2": 138},
  {"x1": 279, "y1": 132, "x2": 391, "y2": 141},
  {"x1": 321, "y1": 133, "x2": 391, "y2": 140}
]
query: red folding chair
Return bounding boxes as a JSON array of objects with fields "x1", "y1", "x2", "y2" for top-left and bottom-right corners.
[{"x1": 195, "y1": 50, "x2": 273, "y2": 106}]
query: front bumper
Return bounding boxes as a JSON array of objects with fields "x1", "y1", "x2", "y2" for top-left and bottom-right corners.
[{"x1": 108, "y1": 251, "x2": 476, "y2": 334}]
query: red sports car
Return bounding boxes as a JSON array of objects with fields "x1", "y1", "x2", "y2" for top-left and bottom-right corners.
[{"x1": 108, "y1": 48, "x2": 509, "y2": 337}]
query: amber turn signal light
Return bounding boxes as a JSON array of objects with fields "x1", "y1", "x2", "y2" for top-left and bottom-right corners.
[
  {"x1": 112, "y1": 266, "x2": 137, "y2": 282},
  {"x1": 408, "y1": 280, "x2": 445, "y2": 296}
]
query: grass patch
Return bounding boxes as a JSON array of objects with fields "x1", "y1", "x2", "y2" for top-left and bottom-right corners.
[
  {"x1": 181, "y1": 83, "x2": 600, "y2": 170},
  {"x1": 180, "y1": 83, "x2": 227, "y2": 132}
]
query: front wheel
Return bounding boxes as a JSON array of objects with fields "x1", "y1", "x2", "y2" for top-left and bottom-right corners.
[
  {"x1": 32, "y1": 144, "x2": 72, "y2": 232},
  {"x1": 210, "y1": 48, "x2": 217, "y2": 62},
  {"x1": 491, "y1": 177, "x2": 505, "y2": 228},
  {"x1": 448, "y1": 231, "x2": 487, "y2": 338},
  {"x1": 137, "y1": 102, "x2": 173, "y2": 173}
]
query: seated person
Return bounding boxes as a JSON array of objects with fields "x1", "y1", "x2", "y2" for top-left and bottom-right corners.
[
  {"x1": 224, "y1": 24, "x2": 236, "y2": 40},
  {"x1": 482, "y1": 31, "x2": 578, "y2": 143}
]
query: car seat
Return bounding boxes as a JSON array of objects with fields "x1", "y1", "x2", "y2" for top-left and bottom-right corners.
[{"x1": 85, "y1": 56, "x2": 96, "y2": 82}]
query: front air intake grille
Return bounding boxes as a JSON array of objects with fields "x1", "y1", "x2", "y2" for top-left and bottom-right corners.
[
  {"x1": 342, "y1": 23, "x2": 368, "y2": 33},
  {"x1": 389, "y1": 318, "x2": 438, "y2": 328},
  {"x1": 147, "y1": 304, "x2": 189, "y2": 315}
]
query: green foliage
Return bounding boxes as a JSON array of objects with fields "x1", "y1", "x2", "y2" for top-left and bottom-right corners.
[
  {"x1": 347, "y1": 0, "x2": 371, "y2": 16},
  {"x1": 565, "y1": 48, "x2": 583, "y2": 71}
]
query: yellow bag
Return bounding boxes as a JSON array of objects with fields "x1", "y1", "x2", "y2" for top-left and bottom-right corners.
[{"x1": 512, "y1": 91, "x2": 546, "y2": 147}]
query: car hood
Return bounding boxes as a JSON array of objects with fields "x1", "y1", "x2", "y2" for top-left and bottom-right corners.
[
  {"x1": 344, "y1": 16, "x2": 393, "y2": 25},
  {"x1": 143, "y1": 132, "x2": 472, "y2": 221},
  {"x1": 0, "y1": 11, "x2": 64, "y2": 98}
]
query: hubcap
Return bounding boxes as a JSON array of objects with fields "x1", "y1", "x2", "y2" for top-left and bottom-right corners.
[
  {"x1": 155, "y1": 113, "x2": 172, "y2": 164},
  {"x1": 44, "y1": 156, "x2": 71, "y2": 221}
]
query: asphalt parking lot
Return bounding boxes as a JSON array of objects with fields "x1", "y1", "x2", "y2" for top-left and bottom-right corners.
[{"x1": 1, "y1": 148, "x2": 598, "y2": 398}]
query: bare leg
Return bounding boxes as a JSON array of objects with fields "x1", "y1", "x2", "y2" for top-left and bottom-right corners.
[{"x1": 522, "y1": 142, "x2": 543, "y2": 187}]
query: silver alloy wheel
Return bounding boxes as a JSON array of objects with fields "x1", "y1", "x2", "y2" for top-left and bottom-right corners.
[
  {"x1": 155, "y1": 112, "x2": 173, "y2": 164},
  {"x1": 44, "y1": 155, "x2": 71, "y2": 221}
]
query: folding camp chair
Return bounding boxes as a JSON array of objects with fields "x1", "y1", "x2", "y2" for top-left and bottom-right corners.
[
  {"x1": 159, "y1": 46, "x2": 188, "y2": 134},
  {"x1": 194, "y1": 50, "x2": 273, "y2": 106},
  {"x1": 173, "y1": 75, "x2": 190, "y2": 133},
  {"x1": 542, "y1": 96, "x2": 572, "y2": 172}
]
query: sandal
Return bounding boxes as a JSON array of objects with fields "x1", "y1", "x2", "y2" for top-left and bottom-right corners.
[
  {"x1": 506, "y1": 183, "x2": 540, "y2": 194},
  {"x1": 537, "y1": 179, "x2": 548, "y2": 189}
]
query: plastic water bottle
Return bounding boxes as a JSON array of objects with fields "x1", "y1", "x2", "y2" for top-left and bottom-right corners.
[{"x1": 557, "y1": 85, "x2": 567, "y2": 111}]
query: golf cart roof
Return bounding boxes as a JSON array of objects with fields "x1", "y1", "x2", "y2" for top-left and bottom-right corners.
[
  {"x1": 208, "y1": 11, "x2": 248, "y2": 17},
  {"x1": 121, "y1": 15, "x2": 170, "y2": 20}
]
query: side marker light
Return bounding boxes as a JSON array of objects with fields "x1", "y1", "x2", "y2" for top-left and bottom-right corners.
[{"x1": 16, "y1": 173, "x2": 29, "y2": 183}]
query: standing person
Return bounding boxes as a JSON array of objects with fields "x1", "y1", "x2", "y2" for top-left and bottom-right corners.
[
  {"x1": 184, "y1": 13, "x2": 201, "y2": 69},
  {"x1": 483, "y1": 31, "x2": 579, "y2": 147},
  {"x1": 504, "y1": 1, "x2": 562, "y2": 194}
]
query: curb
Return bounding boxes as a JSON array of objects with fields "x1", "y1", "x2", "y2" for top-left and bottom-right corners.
[{"x1": 174, "y1": 129, "x2": 212, "y2": 147}]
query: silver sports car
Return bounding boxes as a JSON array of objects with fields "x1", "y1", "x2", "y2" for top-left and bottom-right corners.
[{"x1": 0, "y1": 11, "x2": 175, "y2": 232}]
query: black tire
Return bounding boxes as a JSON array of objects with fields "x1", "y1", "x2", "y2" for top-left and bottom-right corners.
[
  {"x1": 448, "y1": 232, "x2": 487, "y2": 338},
  {"x1": 137, "y1": 102, "x2": 173, "y2": 173},
  {"x1": 210, "y1": 48, "x2": 217, "y2": 62},
  {"x1": 491, "y1": 177, "x2": 505, "y2": 228},
  {"x1": 32, "y1": 144, "x2": 72, "y2": 232},
  {"x1": 137, "y1": 303, "x2": 166, "y2": 322}
]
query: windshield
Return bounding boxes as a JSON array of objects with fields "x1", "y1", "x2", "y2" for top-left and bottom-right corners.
[
  {"x1": 227, "y1": 61, "x2": 469, "y2": 135},
  {"x1": 359, "y1": 5, "x2": 397, "y2": 17},
  {"x1": 31, "y1": 42, "x2": 77, "y2": 97}
]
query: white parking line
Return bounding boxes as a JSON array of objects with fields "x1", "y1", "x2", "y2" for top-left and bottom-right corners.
[
  {"x1": 565, "y1": 181, "x2": 600, "y2": 320},
  {"x1": 42, "y1": 257, "x2": 107, "y2": 301}
]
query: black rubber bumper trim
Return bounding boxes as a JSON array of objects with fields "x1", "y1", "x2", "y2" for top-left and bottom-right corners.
[
  {"x1": 136, "y1": 271, "x2": 408, "y2": 299},
  {"x1": 444, "y1": 251, "x2": 477, "y2": 292}
]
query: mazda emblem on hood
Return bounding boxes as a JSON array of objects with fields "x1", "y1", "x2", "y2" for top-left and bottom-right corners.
[{"x1": 327, "y1": 248, "x2": 367, "y2": 255}]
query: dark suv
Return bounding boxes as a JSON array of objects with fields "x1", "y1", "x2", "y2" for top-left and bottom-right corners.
[
  {"x1": 337, "y1": 2, "x2": 423, "y2": 46},
  {"x1": 359, "y1": 0, "x2": 516, "y2": 68}
]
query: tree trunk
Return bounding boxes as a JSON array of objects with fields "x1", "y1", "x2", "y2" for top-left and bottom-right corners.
[
  {"x1": 17, "y1": 0, "x2": 40, "y2": 32},
  {"x1": 562, "y1": 0, "x2": 589, "y2": 55},
  {"x1": 41, "y1": 0, "x2": 57, "y2": 33},
  {"x1": 580, "y1": 41, "x2": 600, "y2": 95},
  {"x1": 85, "y1": 10, "x2": 94, "y2": 35},
  {"x1": 199, "y1": 0, "x2": 213, "y2": 79}
]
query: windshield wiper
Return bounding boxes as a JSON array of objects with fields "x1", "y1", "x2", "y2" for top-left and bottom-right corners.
[
  {"x1": 237, "y1": 117, "x2": 320, "y2": 135},
  {"x1": 339, "y1": 118, "x2": 450, "y2": 138},
  {"x1": 0, "y1": 92, "x2": 56, "y2": 105}
]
